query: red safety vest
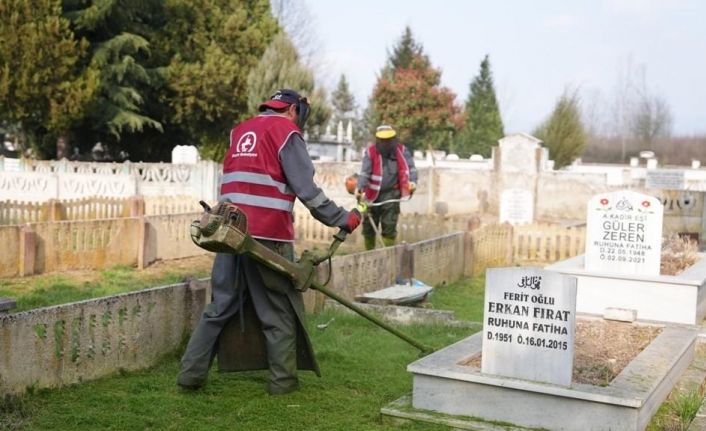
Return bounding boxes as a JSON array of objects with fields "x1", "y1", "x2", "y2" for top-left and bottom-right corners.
[
  {"x1": 220, "y1": 115, "x2": 300, "y2": 241},
  {"x1": 363, "y1": 143, "x2": 411, "y2": 202}
]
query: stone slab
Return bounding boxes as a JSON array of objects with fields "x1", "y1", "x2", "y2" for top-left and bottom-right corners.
[
  {"x1": 0, "y1": 297, "x2": 16, "y2": 313},
  {"x1": 381, "y1": 394, "x2": 530, "y2": 431},
  {"x1": 547, "y1": 254, "x2": 706, "y2": 325},
  {"x1": 355, "y1": 284, "x2": 433, "y2": 305},
  {"x1": 603, "y1": 307, "x2": 637, "y2": 322},
  {"x1": 324, "y1": 300, "x2": 479, "y2": 328},
  {"x1": 407, "y1": 325, "x2": 698, "y2": 431}
]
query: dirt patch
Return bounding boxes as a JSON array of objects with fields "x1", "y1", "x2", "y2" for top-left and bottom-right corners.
[
  {"x1": 461, "y1": 318, "x2": 662, "y2": 386},
  {"x1": 143, "y1": 255, "x2": 215, "y2": 275}
]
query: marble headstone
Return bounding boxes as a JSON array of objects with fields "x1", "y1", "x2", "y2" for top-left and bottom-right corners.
[
  {"x1": 585, "y1": 190, "x2": 663, "y2": 276},
  {"x1": 499, "y1": 188, "x2": 534, "y2": 225},
  {"x1": 482, "y1": 267, "x2": 577, "y2": 386}
]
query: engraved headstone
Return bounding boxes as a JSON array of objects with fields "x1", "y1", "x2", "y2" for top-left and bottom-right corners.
[
  {"x1": 482, "y1": 267, "x2": 577, "y2": 386},
  {"x1": 499, "y1": 188, "x2": 534, "y2": 225},
  {"x1": 646, "y1": 169, "x2": 686, "y2": 190},
  {"x1": 585, "y1": 190, "x2": 663, "y2": 276}
]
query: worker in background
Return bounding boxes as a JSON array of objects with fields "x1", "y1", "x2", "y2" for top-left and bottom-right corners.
[{"x1": 356, "y1": 125, "x2": 417, "y2": 250}]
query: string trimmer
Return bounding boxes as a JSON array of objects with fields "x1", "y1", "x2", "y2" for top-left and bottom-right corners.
[{"x1": 190, "y1": 201, "x2": 433, "y2": 354}]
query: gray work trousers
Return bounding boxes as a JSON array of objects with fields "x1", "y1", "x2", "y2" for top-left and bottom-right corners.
[{"x1": 177, "y1": 251, "x2": 299, "y2": 393}]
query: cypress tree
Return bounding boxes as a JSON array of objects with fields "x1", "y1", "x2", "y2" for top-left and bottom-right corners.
[
  {"x1": 533, "y1": 88, "x2": 587, "y2": 169},
  {"x1": 331, "y1": 74, "x2": 356, "y2": 124},
  {"x1": 457, "y1": 55, "x2": 504, "y2": 158}
]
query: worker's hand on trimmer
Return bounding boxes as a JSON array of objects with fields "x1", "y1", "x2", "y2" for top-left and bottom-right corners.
[
  {"x1": 344, "y1": 209, "x2": 362, "y2": 233},
  {"x1": 354, "y1": 189, "x2": 363, "y2": 200},
  {"x1": 409, "y1": 182, "x2": 417, "y2": 195}
]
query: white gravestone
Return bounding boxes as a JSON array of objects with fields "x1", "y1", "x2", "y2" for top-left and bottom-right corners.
[
  {"x1": 646, "y1": 169, "x2": 686, "y2": 190},
  {"x1": 172, "y1": 145, "x2": 200, "y2": 164},
  {"x1": 498, "y1": 133, "x2": 542, "y2": 173},
  {"x1": 499, "y1": 188, "x2": 534, "y2": 225},
  {"x1": 482, "y1": 267, "x2": 577, "y2": 386},
  {"x1": 585, "y1": 190, "x2": 663, "y2": 276}
]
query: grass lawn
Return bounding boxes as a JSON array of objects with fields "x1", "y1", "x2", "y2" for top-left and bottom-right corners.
[
  {"x1": 0, "y1": 265, "x2": 692, "y2": 430},
  {"x1": 4, "y1": 309, "x2": 476, "y2": 431},
  {"x1": 0, "y1": 255, "x2": 214, "y2": 312},
  {"x1": 1, "y1": 264, "x2": 486, "y2": 430},
  {"x1": 425, "y1": 276, "x2": 485, "y2": 322}
]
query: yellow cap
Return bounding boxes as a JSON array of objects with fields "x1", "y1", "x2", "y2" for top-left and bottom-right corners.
[{"x1": 375, "y1": 125, "x2": 396, "y2": 140}]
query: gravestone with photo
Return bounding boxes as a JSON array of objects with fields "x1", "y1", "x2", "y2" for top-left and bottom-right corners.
[{"x1": 482, "y1": 267, "x2": 577, "y2": 386}]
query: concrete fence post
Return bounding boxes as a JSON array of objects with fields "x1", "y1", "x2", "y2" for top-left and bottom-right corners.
[
  {"x1": 464, "y1": 216, "x2": 481, "y2": 278},
  {"x1": 129, "y1": 195, "x2": 145, "y2": 217},
  {"x1": 399, "y1": 243, "x2": 415, "y2": 281},
  {"x1": 137, "y1": 217, "x2": 148, "y2": 269},
  {"x1": 19, "y1": 224, "x2": 36, "y2": 276},
  {"x1": 506, "y1": 223, "x2": 515, "y2": 266},
  {"x1": 184, "y1": 278, "x2": 209, "y2": 330}
]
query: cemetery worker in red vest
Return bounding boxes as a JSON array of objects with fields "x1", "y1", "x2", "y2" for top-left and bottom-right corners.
[
  {"x1": 177, "y1": 89, "x2": 362, "y2": 395},
  {"x1": 356, "y1": 125, "x2": 417, "y2": 250}
]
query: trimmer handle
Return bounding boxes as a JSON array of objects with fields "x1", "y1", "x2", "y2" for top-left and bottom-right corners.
[{"x1": 333, "y1": 229, "x2": 348, "y2": 243}]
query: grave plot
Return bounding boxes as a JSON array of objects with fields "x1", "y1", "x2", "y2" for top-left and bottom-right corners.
[
  {"x1": 382, "y1": 267, "x2": 700, "y2": 431},
  {"x1": 547, "y1": 189, "x2": 706, "y2": 325}
]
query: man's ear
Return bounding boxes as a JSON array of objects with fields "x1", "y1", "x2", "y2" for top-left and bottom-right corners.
[{"x1": 288, "y1": 104, "x2": 298, "y2": 120}]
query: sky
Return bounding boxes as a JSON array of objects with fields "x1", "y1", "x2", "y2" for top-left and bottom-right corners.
[{"x1": 302, "y1": 0, "x2": 706, "y2": 136}]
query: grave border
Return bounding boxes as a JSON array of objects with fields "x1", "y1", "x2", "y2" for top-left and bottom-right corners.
[{"x1": 402, "y1": 324, "x2": 697, "y2": 430}]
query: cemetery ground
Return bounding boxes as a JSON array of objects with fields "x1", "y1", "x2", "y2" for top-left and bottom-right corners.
[
  {"x1": 1, "y1": 262, "x2": 704, "y2": 430},
  {"x1": 0, "y1": 255, "x2": 215, "y2": 312}
]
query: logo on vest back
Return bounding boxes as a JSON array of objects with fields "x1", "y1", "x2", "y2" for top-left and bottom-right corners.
[{"x1": 233, "y1": 131, "x2": 257, "y2": 157}]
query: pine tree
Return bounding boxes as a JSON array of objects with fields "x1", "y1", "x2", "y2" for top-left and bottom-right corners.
[
  {"x1": 0, "y1": 0, "x2": 96, "y2": 157},
  {"x1": 246, "y1": 32, "x2": 330, "y2": 139},
  {"x1": 533, "y1": 88, "x2": 587, "y2": 169},
  {"x1": 457, "y1": 55, "x2": 504, "y2": 158},
  {"x1": 387, "y1": 26, "x2": 428, "y2": 71},
  {"x1": 370, "y1": 28, "x2": 460, "y2": 151},
  {"x1": 331, "y1": 74, "x2": 356, "y2": 124}
]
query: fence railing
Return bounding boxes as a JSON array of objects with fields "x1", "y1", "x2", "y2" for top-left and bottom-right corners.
[
  {"x1": 0, "y1": 195, "x2": 205, "y2": 225},
  {"x1": 1, "y1": 213, "x2": 208, "y2": 278},
  {"x1": 0, "y1": 194, "x2": 586, "y2": 279},
  {"x1": 469, "y1": 222, "x2": 586, "y2": 276},
  {"x1": 513, "y1": 223, "x2": 586, "y2": 265},
  {"x1": 293, "y1": 204, "x2": 474, "y2": 252},
  {"x1": 0, "y1": 196, "x2": 137, "y2": 225},
  {"x1": 0, "y1": 159, "x2": 220, "y2": 202}
]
